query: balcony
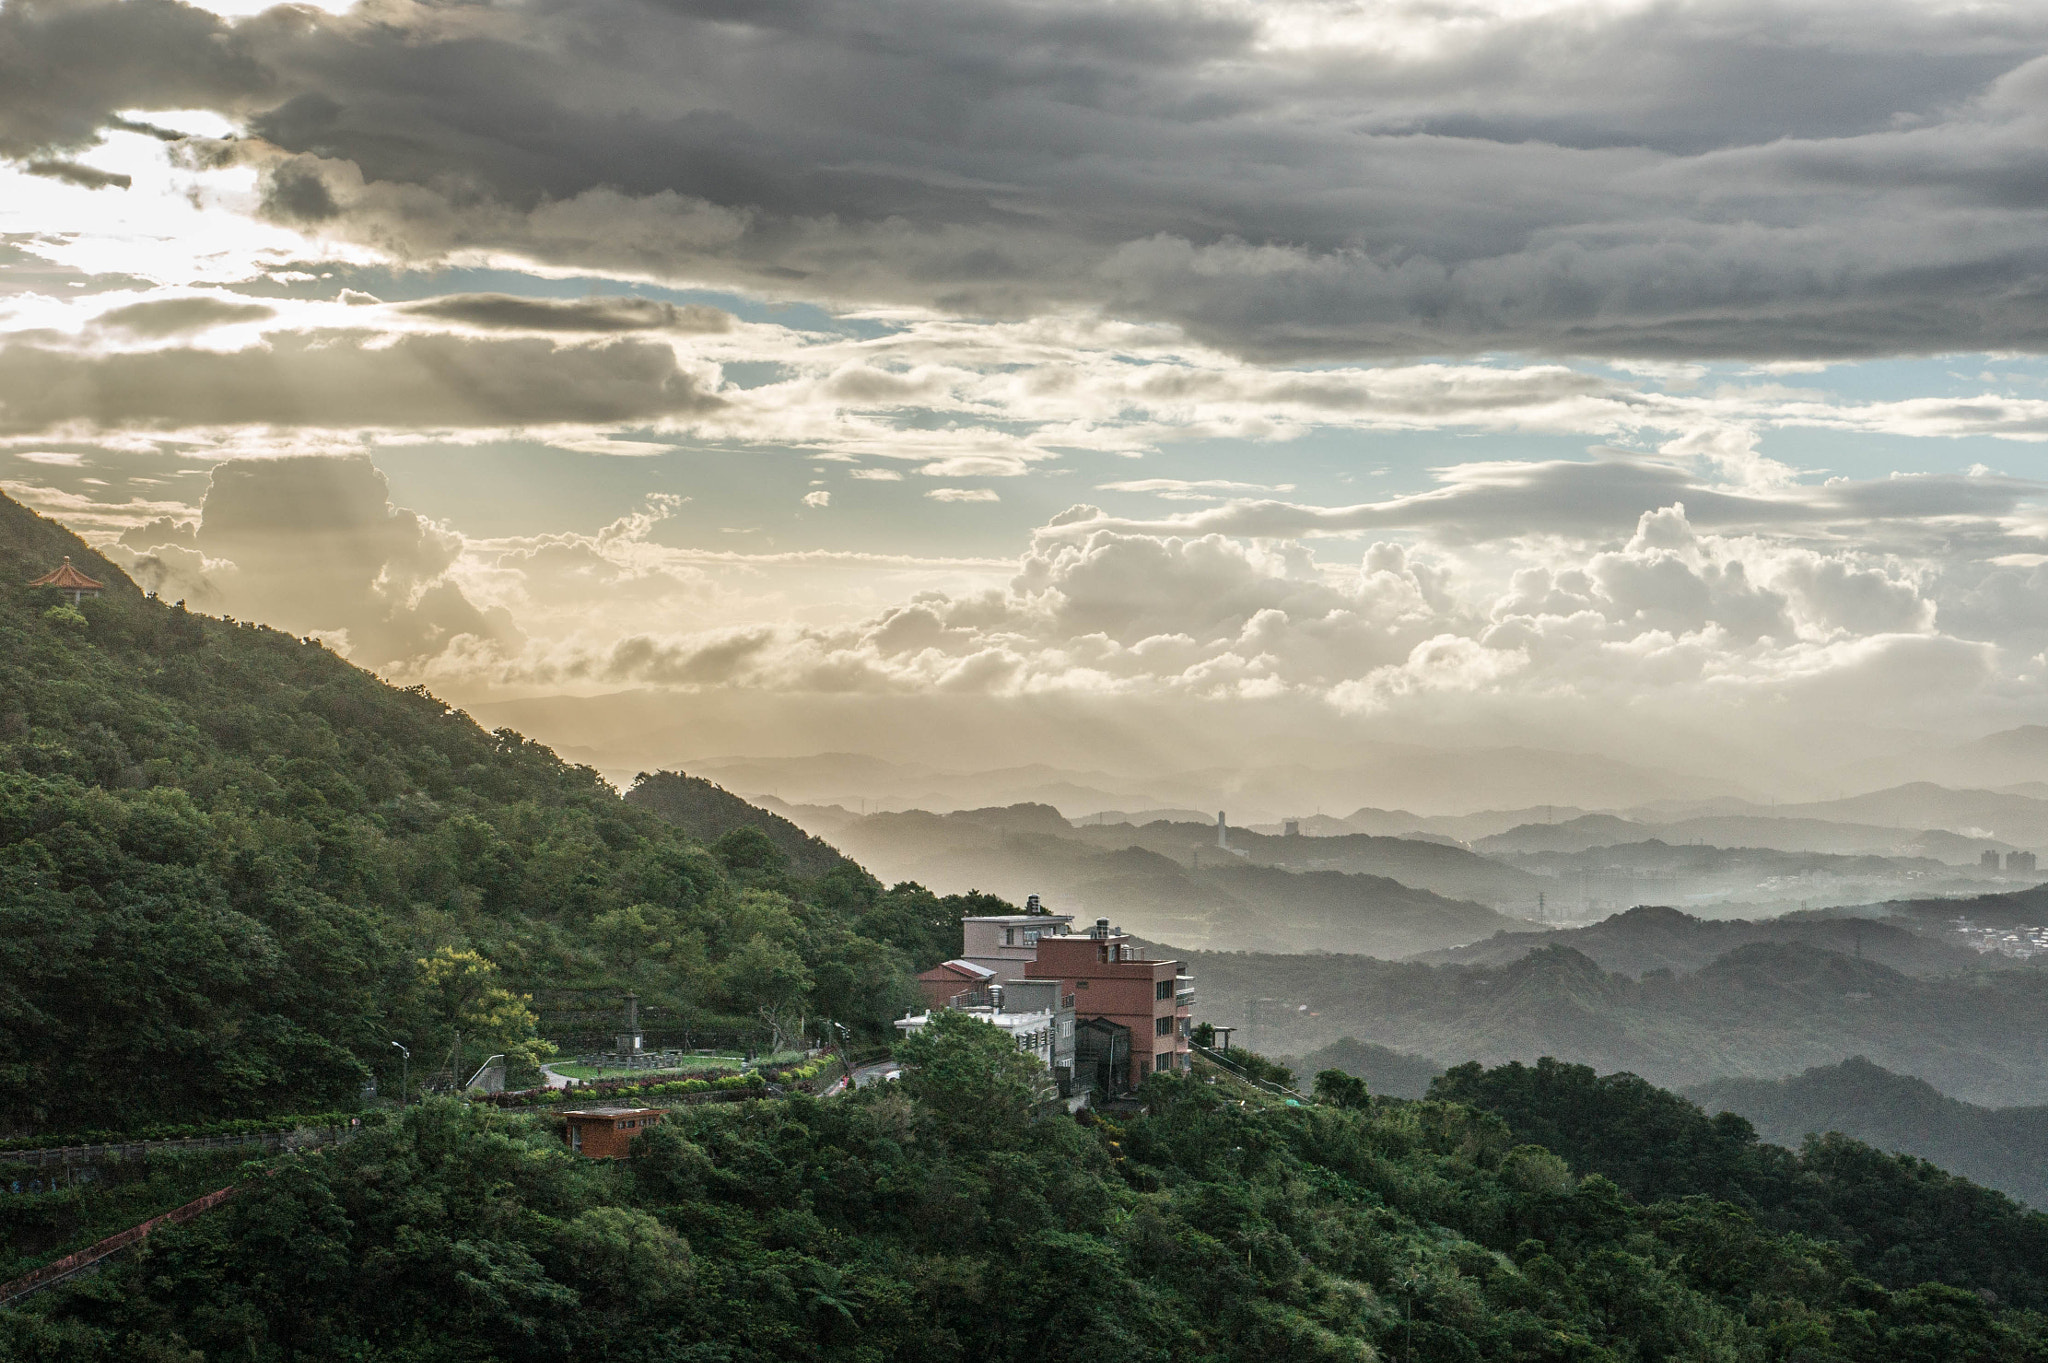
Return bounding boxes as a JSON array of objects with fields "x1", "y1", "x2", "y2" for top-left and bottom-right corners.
[{"x1": 1175, "y1": 976, "x2": 1195, "y2": 1008}]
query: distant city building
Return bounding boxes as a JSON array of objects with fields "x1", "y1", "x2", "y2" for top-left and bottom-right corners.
[
  {"x1": 1983, "y1": 849, "x2": 2002, "y2": 869},
  {"x1": 1216, "y1": 811, "x2": 1228, "y2": 849},
  {"x1": 1283, "y1": 819, "x2": 1301, "y2": 838},
  {"x1": 2008, "y1": 850, "x2": 2038, "y2": 873}
]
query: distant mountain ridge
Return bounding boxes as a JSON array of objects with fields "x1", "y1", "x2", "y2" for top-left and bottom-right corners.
[
  {"x1": 1184, "y1": 936, "x2": 2048, "y2": 1105},
  {"x1": 1691, "y1": 1057, "x2": 2048, "y2": 1209},
  {"x1": 819, "y1": 801, "x2": 1532, "y2": 954},
  {"x1": 1416, "y1": 903, "x2": 1995, "y2": 977}
]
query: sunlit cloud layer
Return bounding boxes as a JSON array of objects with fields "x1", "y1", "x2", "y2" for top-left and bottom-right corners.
[{"x1": 6, "y1": 0, "x2": 2048, "y2": 788}]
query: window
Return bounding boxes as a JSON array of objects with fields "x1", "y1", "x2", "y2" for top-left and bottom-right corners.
[
  {"x1": 1003, "y1": 928, "x2": 1016, "y2": 946},
  {"x1": 1155, "y1": 979, "x2": 1173, "y2": 1000},
  {"x1": 1155, "y1": 1053, "x2": 1172, "y2": 1072},
  {"x1": 1155, "y1": 1016, "x2": 1173, "y2": 1036},
  {"x1": 1179, "y1": 1017, "x2": 1191, "y2": 1037},
  {"x1": 1023, "y1": 929, "x2": 1040, "y2": 947},
  {"x1": 570, "y1": 1127, "x2": 582, "y2": 1151}
]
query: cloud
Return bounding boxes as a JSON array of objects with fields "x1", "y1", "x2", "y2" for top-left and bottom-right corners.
[
  {"x1": 802, "y1": 489, "x2": 831, "y2": 508},
  {"x1": 849, "y1": 468, "x2": 903, "y2": 481},
  {"x1": 1099, "y1": 477, "x2": 1297, "y2": 501},
  {"x1": 926, "y1": 487, "x2": 1000, "y2": 502},
  {"x1": 24, "y1": 159, "x2": 130, "y2": 190},
  {"x1": 1040, "y1": 457, "x2": 2048, "y2": 548},
  {"x1": 109, "y1": 454, "x2": 518, "y2": 667},
  {"x1": 545, "y1": 494, "x2": 1990, "y2": 743},
  {"x1": 96, "y1": 296, "x2": 277, "y2": 337},
  {"x1": 0, "y1": 331, "x2": 723, "y2": 434},
  {"x1": 0, "y1": 0, "x2": 266, "y2": 160},
  {"x1": 23, "y1": 0, "x2": 2048, "y2": 357},
  {"x1": 398, "y1": 294, "x2": 732, "y2": 335}
]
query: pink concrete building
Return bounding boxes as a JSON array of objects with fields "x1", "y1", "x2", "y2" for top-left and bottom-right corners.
[{"x1": 1025, "y1": 919, "x2": 1191, "y2": 1090}]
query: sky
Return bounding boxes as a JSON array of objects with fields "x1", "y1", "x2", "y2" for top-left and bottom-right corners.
[{"x1": 6, "y1": 0, "x2": 2048, "y2": 802}]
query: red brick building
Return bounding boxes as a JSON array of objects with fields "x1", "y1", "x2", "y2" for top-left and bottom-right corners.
[
  {"x1": 1025, "y1": 920, "x2": 1191, "y2": 1090},
  {"x1": 561, "y1": 1107, "x2": 664, "y2": 1159}
]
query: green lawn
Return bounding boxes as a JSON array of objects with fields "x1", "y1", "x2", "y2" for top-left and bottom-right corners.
[{"x1": 549, "y1": 1050, "x2": 812, "y2": 1081}]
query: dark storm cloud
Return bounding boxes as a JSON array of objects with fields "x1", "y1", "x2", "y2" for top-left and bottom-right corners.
[
  {"x1": 0, "y1": 0, "x2": 265, "y2": 158},
  {"x1": 25, "y1": 158, "x2": 129, "y2": 189},
  {"x1": 22, "y1": 0, "x2": 2048, "y2": 358},
  {"x1": 399, "y1": 294, "x2": 733, "y2": 334},
  {"x1": 97, "y1": 296, "x2": 276, "y2": 336},
  {"x1": 0, "y1": 332, "x2": 723, "y2": 432}
]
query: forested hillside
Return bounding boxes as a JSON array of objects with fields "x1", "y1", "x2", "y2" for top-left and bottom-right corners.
[
  {"x1": 1436, "y1": 1056, "x2": 2048, "y2": 1308},
  {"x1": 14, "y1": 1039, "x2": 2048, "y2": 1361},
  {"x1": 0, "y1": 493, "x2": 981, "y2": 1135},
  {"x1": 1191, "y1": 939, "x2": 2048, "y2": 1105},
  {"x1": 1692, "y1": 1057, "x2": 2048, "y2": 1210},
  {"x1": 625, "y1": 770, "x2": 852, "y2": 878}
]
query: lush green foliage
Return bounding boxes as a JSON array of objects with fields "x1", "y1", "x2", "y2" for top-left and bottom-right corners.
[
  {"x1": 1434, "y1": 1056, "x2": 2048, "y2": 1309},
  {"x1": 13, "y1": 1070, "x2": 2048, "y2": 1361},
  {"x1": 0, "y1": 1145, "x2": 253, "y2": 1282},
  {"x1": 624, "y1": 771, "x2": 851, "y2": 878},
  {"x1": 892, "y1": 1009, "x2": 1054, "y2": 1146},
  {"x1": 0, "y1": 497, "x2": 998, "y2": 1135},
  {"x1": 1689, "y1": 1056, "x2": 2048, "y2": 1210},
  {"x1": 1192, "y1": 939, "x2": 2048, "y2": 1106}
]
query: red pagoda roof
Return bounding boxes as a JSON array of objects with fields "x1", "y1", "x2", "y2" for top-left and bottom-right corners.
[{"x1": 27, "y1": 557, "x2": 105, "y2": 590}]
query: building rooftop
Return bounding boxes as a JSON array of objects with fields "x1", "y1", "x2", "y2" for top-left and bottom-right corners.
[
  {"x1": 560, "y1": 1107, "x2": 666, "y2": 1118},
  {"x1": 922, "y1": 958, "x2": 997, "y2": 979},
  {"x1": 959, "y1": 914, "x2": 1075, "y2": 926},
  {"x1": 27, "y1": 557, "x2": 105, "y2": 590}
]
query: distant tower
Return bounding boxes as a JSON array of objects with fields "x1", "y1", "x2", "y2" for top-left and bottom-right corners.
[
  {"x1": 616, "y1": 992, "x2": 642, "y2": 1058},
  {"x1": 1983, "y1": 849, "x2": 2001, "y2": 869},
  {"x1": 1283, "y1": 819, "x2": 1300, "y2": 838},
  {"x1": 1216, "y1": 811, "x2": 1228, "y2": 849}
]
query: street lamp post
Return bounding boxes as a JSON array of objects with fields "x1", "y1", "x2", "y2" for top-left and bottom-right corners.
[
  {"x1": 831, "y1": 1021, "x2": 853, "y2": 1090},
  {"x1": 391, "y1": 1042, "x2": 410, "y2": 1109}
]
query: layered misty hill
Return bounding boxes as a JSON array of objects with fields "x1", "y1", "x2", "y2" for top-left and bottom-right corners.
[
  {"x1": 1185, "y1": 937, "x2": 2048, "y2": 1106},
  {"x1": 1690, "y1": 1057, "x2": 2048, "y2": 1210},
  {"x1": 1474, "y1": 811, "x2": 2023, "y2": 862},
  {"x1": 1415, "y1": 904, "x2": 2000, "y2": 977},
  {"x1": 804, "y1": 802, "x2": 1532, "y2": 955},
  {"x1": 1481, "y1": 840, "x2": 2004, "y2": 919}
]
